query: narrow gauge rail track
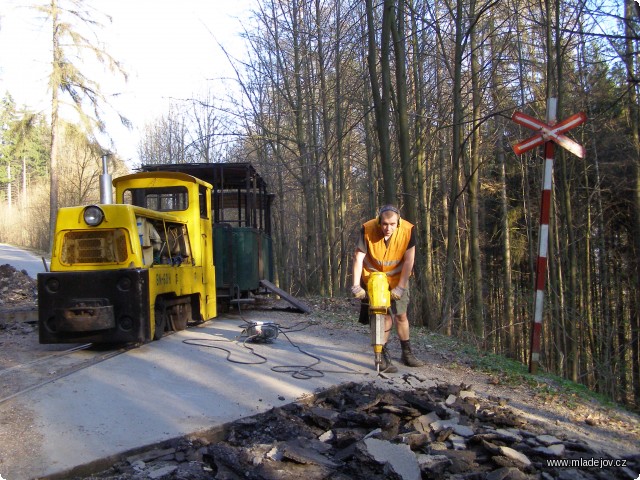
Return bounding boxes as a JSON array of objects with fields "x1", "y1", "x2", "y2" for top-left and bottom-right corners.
[{"x1": 0, "y1": 342, "x2": 135, "y2": 405}]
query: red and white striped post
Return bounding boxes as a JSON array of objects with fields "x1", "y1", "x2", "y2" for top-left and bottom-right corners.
[{"x1": 511, "y1": 98, "x2": 586, "y2": 374}]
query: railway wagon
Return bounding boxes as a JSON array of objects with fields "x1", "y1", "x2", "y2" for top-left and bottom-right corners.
[
  {"x1": 140, "y1": 162, "x2": 275, "y2": 312},
  {"x1": 38, "y1": 171, "x2": 217, "y2": 344}
]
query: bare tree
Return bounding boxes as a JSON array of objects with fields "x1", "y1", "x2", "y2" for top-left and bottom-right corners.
[
  {"x1": 45, "y1": 0, "x2": 129, "y2": 250},
  {"x1": 189, "y1": 93, "x2": 225, "y2": 163},
  {"x1": 137, "y1": 106, "x2": 188, "y2": 165}
]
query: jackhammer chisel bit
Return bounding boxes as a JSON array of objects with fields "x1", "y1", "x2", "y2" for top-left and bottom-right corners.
[{"x1": 371, "y1": 313, "x2": 385, "y2": 374}]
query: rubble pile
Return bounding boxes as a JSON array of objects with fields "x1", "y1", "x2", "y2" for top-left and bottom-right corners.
[
  {"x1": 0, "y1": 263, "x2": 37, "y2": 309},
  {"x1": 0, "y1": 264, "x2": 37, "y2": 336},
  {"x1": 85, "y1": 381, "x2": 639, "y2": 480}
]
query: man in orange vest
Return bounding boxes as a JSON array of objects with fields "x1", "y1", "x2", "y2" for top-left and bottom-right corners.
[{"x1": 351, "y1": 205, "x2": 425, "y2": 373}]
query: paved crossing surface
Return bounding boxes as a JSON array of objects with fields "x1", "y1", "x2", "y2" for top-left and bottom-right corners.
[{"x1": 0, "y1": 311, "x2": 376, "y2": 480}]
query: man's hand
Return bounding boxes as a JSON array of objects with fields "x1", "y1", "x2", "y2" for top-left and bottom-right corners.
[
  {"x1": 390, "y1": 286, "x2": 405, "y2": 300},
  {"x1": 351, "y1": 285, "x2": 366, "y2": 299}
]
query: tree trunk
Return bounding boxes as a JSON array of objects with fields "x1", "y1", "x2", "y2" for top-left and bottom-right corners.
[
  {"x1": 441, "y1": 0, "x2": 464, "y2": 334},
  {"x1": 290, "y1": 0, "x2": 315, "y2": 295},
  {"x1": 551, "y1": 0, "x2": 579, "y2": 382},
  {"x1": 315, "y1": 0, "x2": 335, "y2": 296},
  {"x1": 365, "y1": 0, "x2": 395, "y2": 203},
  {"x1": 6, "y1": 164, "x2": 11, "y2": 208},
  {"x1": 410, "y1": 0, "x2": 434, "y2": 329},
  {"x1": 390, "y1": 1, "x2": 415, "y2": 220},
  {"x1": 624, "y1": 0, "x2": 640, "y2": 406},
  {"x1": 499, "y1": 126, "x2": 515, "y2": 356},
  {"x1": 22, "y1": 155, "x2": 27, "y2": 211},
  {"x1": 49, "y1": 0, "x2": 61, "y2": 252},
  {"x1": 488, "y1": 18, "x2": 516, "y2": 356},
  {"x1": 468, "y1": 0, "x2": 484, "y2": 340},
  {"x1": 335, "y1": 0, "x2": 348, "y2": 293},
  {"x1": 632, "y1": 289, "x2": 640, "y2": 406}
]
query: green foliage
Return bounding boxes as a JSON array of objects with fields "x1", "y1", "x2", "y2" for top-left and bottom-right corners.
[
  {"x1": 0, "y1": 94, "x2": 50, "y2": 186},
  {"x1": 422, "y1": 329, "x2": 620, "y2": 409}
]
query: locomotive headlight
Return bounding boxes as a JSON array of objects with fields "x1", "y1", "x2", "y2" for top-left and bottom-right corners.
[{"x1": 83, "y1": 206, "x2": 105, "y2": 226}]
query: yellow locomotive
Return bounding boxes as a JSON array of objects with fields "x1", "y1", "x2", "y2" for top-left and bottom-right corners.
[{"x1": 38, "y1": 171, "x2": 217, "y2": 343}]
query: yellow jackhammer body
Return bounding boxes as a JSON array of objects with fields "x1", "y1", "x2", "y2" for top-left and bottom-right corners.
[{"x1": 367, "y1": 272, "x2": 390, "y2": 373}]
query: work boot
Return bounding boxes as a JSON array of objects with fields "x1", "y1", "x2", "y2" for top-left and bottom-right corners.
[
  {"x1": 401, "y1": 340, "x2": 425, "y2": 367},
  {"x1": 379, "y1": 345, "x2": 398, "y2": 373}
]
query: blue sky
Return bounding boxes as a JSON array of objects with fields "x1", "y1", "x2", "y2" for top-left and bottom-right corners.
[{"x1": 0, "y1": 0, "x2": 253, "y2": 164}]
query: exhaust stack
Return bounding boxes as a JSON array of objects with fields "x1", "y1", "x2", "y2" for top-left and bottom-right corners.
[{"x1": 99, "y1": 154, "x2": 113, "y2": 204}]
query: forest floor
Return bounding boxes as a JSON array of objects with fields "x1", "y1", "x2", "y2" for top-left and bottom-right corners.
[{"x1": 1, "y1": 264, "x2": 639, "y2": 479}]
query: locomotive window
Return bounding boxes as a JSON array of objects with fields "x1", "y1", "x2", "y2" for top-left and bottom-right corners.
[
  {"x1": 123, "y1": 187, "x2": 189, "y2": 212},
  {"x1": 199, "y1": 185, "x2": 208, "y2": 219},
  {"x1": 167, "y1": 224, "x2": 191, "y2": 257},
  {"x1": 152, "y1": 223, "x2": 192, "y2": 265}
]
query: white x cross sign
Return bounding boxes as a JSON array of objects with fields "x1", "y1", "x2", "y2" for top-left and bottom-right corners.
[{"x1": 512, "y1": 111, "x2": 586, "y2": 158}]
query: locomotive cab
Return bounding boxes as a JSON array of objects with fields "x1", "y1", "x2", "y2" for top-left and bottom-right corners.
[{"x1": 139, "y1": 163, "x2": 275, "y2": 312}]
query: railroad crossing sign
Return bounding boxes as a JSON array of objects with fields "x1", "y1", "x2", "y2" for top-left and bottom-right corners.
[
  {"x1": 511, "y1": 98, "x2": 586, "y2": 374},
  {"x1": 512, "y1": 111, "x2": 586, "y2": 158}
]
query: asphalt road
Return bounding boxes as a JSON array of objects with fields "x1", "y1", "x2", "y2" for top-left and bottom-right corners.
[
  {"x1": 0, "y1": 310, "x2": 383, "y2": 480},
  {"x1": 0, "y1": 243, "x2": 49, "y2": 279}
]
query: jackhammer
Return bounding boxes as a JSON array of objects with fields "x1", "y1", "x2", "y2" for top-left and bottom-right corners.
[{"x1": 367, "y1": 272, "x2": 390, "y2": 374}]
